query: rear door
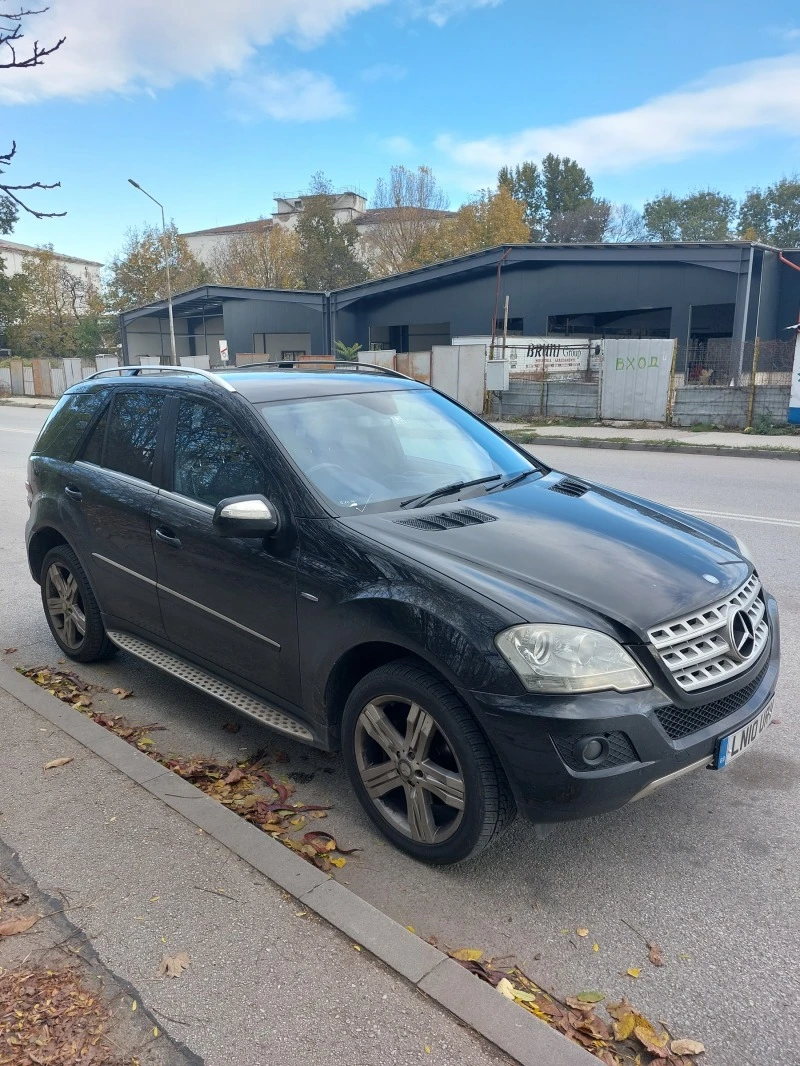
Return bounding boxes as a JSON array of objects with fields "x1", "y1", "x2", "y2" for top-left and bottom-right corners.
[
  {"x1": 150, "y1": 394, "x2": 301, "y2": 706},
  {"x1": 70, "y1": 387, "x2": 168, "y2": 637}
]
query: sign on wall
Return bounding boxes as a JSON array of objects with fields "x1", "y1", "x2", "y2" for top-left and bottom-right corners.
[
  {"x1": 789, "y1": 331, "x2": 800, "y2": 425},
  {"x1": 219, "y1": 339, "x2": 229, "y2": 363}
]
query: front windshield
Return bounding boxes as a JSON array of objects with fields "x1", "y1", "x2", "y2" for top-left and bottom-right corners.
[{"x1": 259, "y1": 387, "x2": 544, "y2": 513}]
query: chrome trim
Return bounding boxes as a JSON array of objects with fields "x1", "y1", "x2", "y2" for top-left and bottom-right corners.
[
  {"x1": 85, "y1": 365, "x2": 237, "y2": 392},
  {"x1": 91, "y1": 553, "x2": 157, "y2": 587},
  {"x1": 157, "y1": 582, "x2": 281, "y2": 649},
  {"x1": 300, "y1": 592, "x2": 319, "y2": 602},
  {"x1": 629, "y1": 756, "x2": 709, "y2": 803}
]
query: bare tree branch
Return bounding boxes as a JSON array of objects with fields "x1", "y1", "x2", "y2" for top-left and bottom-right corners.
[{"x1": 0, "y1": 6, "x2": 64, "y2": 68}]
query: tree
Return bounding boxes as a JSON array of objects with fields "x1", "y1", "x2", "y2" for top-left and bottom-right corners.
[
  {"x1": 208, "y1": 223, "x2": 302, "y2": 289},
  {"x1": 0, "y1": 7, "x2": 65, "y2": 224},
  {"x1": 295, "y1": 173, "x2": 368, "y2": 290},
  {"x1": 643, "y1": 190, "x2": 736, "y2": 241},
  {"x1": 737, "y1": 177, "x2": 800, "y2": 246},
  {"x1": 0, "y1": 254, "x2": 24, "y2": 344},
  {"x1": 106, "y1": 222, "x2": 208, "y2": 311},
  {"x1": 496, "y1": 154, "x2": 609, "y2": 242},
  {"x1": 415, "y1": 186, "x2": 529, "y2": 265},
  {"x1": 604, "y1": 202, "x2": 648, "y2": 242},
  {"x1": 7, "y1": 246, "x2": 105, "y2": 358},
  {"x1": 364, "y1": 165, "x2": 450, "y2": 275},
  {"x1": 497, "y1": 161, "x2": 545, "y2": 240}
]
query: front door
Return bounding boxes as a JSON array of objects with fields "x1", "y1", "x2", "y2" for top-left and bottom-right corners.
[
  {"x1": 71, "y1": 388, "x2": 167, "y2": 638},
  {"x1": 150, "y1": 395, "x2": 301, "y2": 707}
]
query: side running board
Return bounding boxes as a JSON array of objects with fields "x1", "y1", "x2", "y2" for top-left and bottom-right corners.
[{"x1": 106, "y1": 630, "x2": 314, "y2": 742}]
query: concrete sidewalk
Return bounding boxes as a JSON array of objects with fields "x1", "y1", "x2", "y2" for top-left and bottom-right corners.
[
  {"x1": 491, "y1": 421, "x2": 800, "y2": 457},
  {"x1": 0, "y1": 395, "x2": 57, "y2": 409},
  {"x1": 0, "y1": 666, "x2": 592, "y2": 1066}
]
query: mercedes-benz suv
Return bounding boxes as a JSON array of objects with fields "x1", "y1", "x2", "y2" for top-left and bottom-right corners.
[{"x1": 25, "y1": 362, "x2": 780, "y2": 863}]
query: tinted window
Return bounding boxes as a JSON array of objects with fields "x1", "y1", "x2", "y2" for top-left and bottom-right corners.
[
  {"x1": 81, "y1": 406, "x2": 109, "y2": 466},
  {"x1": 33, "y1": 390, "x2": 108, "y2": 461},
  {"x1": 103, "y1": 391, "x2": 165, "y2": 482},
  {"x1": 173, "y1": 399, "x2": 264, "y2": 507}
]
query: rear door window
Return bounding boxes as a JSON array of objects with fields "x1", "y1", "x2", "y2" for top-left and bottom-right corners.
[
  {"x1": 33, "y1": 390, "x2": 108, "y2": 461},
  {"x1": 82, "y1": 390, "x2": 165, "y2": 483}
]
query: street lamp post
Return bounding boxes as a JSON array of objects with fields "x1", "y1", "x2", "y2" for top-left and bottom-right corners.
[{"x1": 128, "y1": 178, "x2": 178, "y2": 366}]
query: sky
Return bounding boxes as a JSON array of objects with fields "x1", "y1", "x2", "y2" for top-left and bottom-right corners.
[{"x1": 3, "y1": 0, "x2": 800, "y2": 264}]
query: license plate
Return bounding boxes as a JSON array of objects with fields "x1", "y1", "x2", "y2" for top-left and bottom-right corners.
[{"x1": 715, "y1": 699, "x2": 774, "y2": 769}]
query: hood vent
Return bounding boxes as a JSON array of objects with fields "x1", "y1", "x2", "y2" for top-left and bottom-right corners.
[
  {"x1": 394, "y1": 507, "x2": 496, "y2": 532},
  {"x1": 550, "y1": 478, "x2": 589, "y2": 498}
]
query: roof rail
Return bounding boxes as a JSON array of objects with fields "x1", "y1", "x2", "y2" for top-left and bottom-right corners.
[
  {"x1": 84, "y1": 365, "x2": 237, "y2": 392},
  {"x1": 230, "y1": 359, "x2": 409, "y2": 379}
]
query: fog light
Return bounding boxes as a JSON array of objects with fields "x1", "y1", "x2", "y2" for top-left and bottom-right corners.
[{"x1": 574, "y1": 736, "x2": 610, "y2": 767}]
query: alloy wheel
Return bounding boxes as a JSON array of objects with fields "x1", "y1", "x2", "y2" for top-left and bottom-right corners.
[
  {"x1": 354, "y1": 695, "x2": 466, "y2": 844},
  {"x1": 44, "y1": 562, "x2": 87, "y2": 650}
]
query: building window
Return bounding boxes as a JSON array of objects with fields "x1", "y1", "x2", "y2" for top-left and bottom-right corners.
[{"x1": 495, "y1": 317, "x2": 524, "y2": 336}]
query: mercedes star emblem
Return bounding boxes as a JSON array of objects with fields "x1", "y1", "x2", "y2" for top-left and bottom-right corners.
[{"x1": 727, "y1": 609, "x2": 756, "y2": 662}]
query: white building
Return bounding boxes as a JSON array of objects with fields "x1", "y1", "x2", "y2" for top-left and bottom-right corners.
[{"x1": 0, "y1": 238, "x2": 102, "y2": 288}]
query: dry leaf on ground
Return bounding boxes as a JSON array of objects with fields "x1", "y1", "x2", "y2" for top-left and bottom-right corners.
[
  {"x1": 111, "y1": 687, "x2": 133, "y2": 699},
  {"x1": 576, "y1": 927, "x2": 589, "y2": 937},
  {"x1": 633, "y1": 1019, "x2": 671, "y2": 1057},
  {"x1": 4, "y1": 647, "x2": 17, "y2": 654},
  {"x1": 451, "y1": 948, "x2": 483, "y2": 962},
  {"x1": 671, "y1": 1038, "x2": 706, "y2": 1055},
  {"x1": 648, "y1": 941, "x2": 665, "y2": 966},
  {"x1": 576, "y1": 991, "x2": 605, "y2": 1003},
  {"x1": 158, "y1": 952, "x2": 190, "y2": 978},
  {"x1": 626, "y1": 967, "x2": 641, "y2": 978},
  {"x1": 43, "y1": 756, "x2": 73, "y2": 769},
  {"x1": 0, "y1": 913, "x2": 39, "y2": 936}
]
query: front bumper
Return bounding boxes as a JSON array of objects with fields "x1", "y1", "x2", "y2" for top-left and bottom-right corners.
[{"x1": 466, "y1": 594, "x2": 780, "y2": 823}]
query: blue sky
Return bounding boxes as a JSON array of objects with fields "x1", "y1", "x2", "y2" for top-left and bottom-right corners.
[{"x1": 3, "y1": 0, "x2": 800, "y2": 263}]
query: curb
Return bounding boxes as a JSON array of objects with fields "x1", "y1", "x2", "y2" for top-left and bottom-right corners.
[
  {"x1": 0, "y1": 397, "x2": 57, "y2": 409},
  {"x1": 0, "y1": 660, "x2": 593, "y2": 1066},
  {"x1": 504, "y1": 433, "x2": 800, "y2": 461}
]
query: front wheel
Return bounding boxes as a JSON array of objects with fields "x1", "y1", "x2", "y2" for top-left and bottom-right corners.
[
  {"x1": 341, "y1": 659, "x2": 516, "y2": 863},
  {"x1": 40, "y1": 545, "x2": 114, "y2": 662}
]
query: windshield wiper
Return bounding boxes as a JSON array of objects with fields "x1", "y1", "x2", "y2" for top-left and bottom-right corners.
[
  {"x1": 399, "y1": 474, "x2": 502, "y2": 510},
  {"x1": 487, "y1": 468, "x2": 541, "y2": 493}
]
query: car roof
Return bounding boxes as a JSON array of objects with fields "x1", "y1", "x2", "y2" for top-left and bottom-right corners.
[{"x1": 69, "y1": 367, "x2": 429, "y2": 404}]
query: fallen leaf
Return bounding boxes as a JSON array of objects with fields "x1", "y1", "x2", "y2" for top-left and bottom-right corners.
[
  {"x1": 592, "y1": 942, "x2": 600, "y2": 952},
  {"x1": 626, "y1": 967, "x2": 641, "y2": 978},
  {"x1": 4, "y1": 647, "x2": 17, "y2": 654},
  {"x1": 150, "y1": 896, "x2": 160, "y2": 902},
  {"x1": 647, "y1": 941, "x2": 665, "y2": 967},
  {"x1": 131, "y1": 1000, "x2": 137, "y2": 1011},
  {"x1": 576, "y1": 927, "x2": 589, "y2": 937},
  {"x1": 158, "y1": 952, "x2": 190, "y2": 978},
  {"x1": 671, "y1": 1038, "x2": 706, "y2": 1056},
  {"x1": 294, "y1": 910, "x2": 308, "y2": 918},
  {"x1": 2, "y1": 892, "x2": 29, "y2": 906},
  {"x1": 424, "y1": 1046, "x2": 431, "y2": 1054},
  {"x1": 406, "y1": 925, "x2": 416, "y2": 934},
  {"x1": 111, "y1": 687, "x2": 133, "y2": 699},
  {"x1": 451, "y1": 948, "x2": 483, "y2": 962},
  {"x1": 43, "y1": 756, "x2": 73, "y2": 769},
  {"x1": 353, "y1": 944, "x2": 362, "y2": 951},
  {"x1": 576, "y1": 991, "x2": 605, "y2": 1003},
  {"x1": 223, "y1": 767, "x2": 246, "y2": 785},
  {"x1": 153, "y1": 1026, "x2": 159, "y2": 1037},
  {"x1": 329, "y1": 856, "x2": 347, "y2": 868},
  {"x1": 0, "y1": 914, "x2": 39, "y2": 936},
  {"x1": 633, "y1": 1021, "x2": 671, "y2": 1057},
  {"x1": 496, "y1": 977, "x2": 516, "y2": 1000}
]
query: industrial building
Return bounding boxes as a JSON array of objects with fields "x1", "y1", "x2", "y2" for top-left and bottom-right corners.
[{"x1": 120, "y1": 242, "x2": 800, "y2": 378}]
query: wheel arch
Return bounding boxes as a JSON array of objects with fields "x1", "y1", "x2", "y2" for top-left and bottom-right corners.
[{"x1": 28, "y1": 527, "x2": 69, "y2": 584}]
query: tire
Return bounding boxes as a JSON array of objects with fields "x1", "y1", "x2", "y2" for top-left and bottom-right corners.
[
  {"x1": 341, "y1": 658, "x2": 516, "y2": 864},
  {"x1": 40, "y1": 545, "x2": 114, "y2": 663}
]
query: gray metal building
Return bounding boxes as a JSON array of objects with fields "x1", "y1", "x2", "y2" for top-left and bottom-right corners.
[{"x1": 120, "y1": 242, "x2": 800, "y2": 377}]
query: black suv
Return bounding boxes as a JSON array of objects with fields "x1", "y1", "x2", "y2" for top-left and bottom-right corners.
[{"x1": 25, "y1": 363, "x2": 780, "y2": 863}]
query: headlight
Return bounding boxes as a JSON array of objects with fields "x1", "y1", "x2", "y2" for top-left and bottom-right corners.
[
  {"x1": 734, "y1": 536, "x2": 753, "y2": 563},
  {"x1": 495, "y1": 624, "x2": 651, "y2": 694}
]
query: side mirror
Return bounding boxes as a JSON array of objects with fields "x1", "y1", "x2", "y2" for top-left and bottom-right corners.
[{"x1": 212, "y1": 495, "x2": 279, "y2": 537}]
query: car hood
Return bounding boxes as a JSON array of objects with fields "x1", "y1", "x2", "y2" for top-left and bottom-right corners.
[{"x1": 343, "y1": 471, "x2": 749, "y2": 639}]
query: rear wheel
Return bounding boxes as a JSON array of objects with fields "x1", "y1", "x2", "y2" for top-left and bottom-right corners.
[
  {"x1": 342, "y1": 659, "x2": 515, "y2": 863},
  {"x1": 40, "y1": 545, "x2": 113, "y2": 662}
]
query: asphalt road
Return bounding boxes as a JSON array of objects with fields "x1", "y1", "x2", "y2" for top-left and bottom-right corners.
[{"x1": 2, "y1": 404, "x2": 798, "y2": 1066}]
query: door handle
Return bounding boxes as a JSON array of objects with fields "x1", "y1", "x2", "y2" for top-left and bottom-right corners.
[
  {"x1": 64, "y1": 485, "x2": 82, "y2": 501},
  {"x1": 155, "y1": 527, "x2": 182, "y2": 549}
]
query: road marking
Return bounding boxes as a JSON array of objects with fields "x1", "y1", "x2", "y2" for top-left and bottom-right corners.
[{"x1": 687, "y1": 508, "x2": 800, "y2": 529}]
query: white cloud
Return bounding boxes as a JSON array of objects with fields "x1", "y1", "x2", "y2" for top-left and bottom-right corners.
[
  {"x1": 231, "y1": 69, "x2": 351, "y2": 121},
  {"x1": 0, "y1": 0, "x2": 387, "y2": 102},
  {"x1": 437, "y1": 53, "x2": 800, "y2": 180},
  {"x1": 412, "y1": 0, "x2": 501, "y2": 27},
  {"x1": 381, "y1": 134, "x2": 416, "y2": 154},
  {"x1": 360, "y1": 62, "x2": 407, "y2": 83}
]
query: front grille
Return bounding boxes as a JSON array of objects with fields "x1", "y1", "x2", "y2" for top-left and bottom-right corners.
[
  {"x1": 648, "y1": 574, "x2": 769, "y2": 692},
  {"x1": 552, "y1": 731, "x2": 638, "y2": 772},
  {"x1": 655, "y1": 660, "x2": 770, "y2": 740},
  {"x1": 394, "y1": 508, "x2": 496, "y2": 531}
]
